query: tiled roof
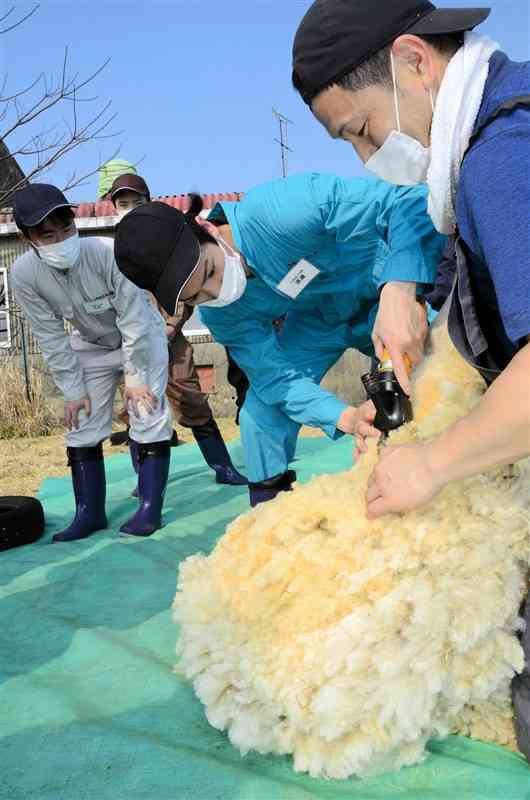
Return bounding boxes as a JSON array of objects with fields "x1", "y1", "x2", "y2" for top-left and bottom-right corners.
[{"x1": 0, "y1": 192, "x2": 242, "y2": 227}]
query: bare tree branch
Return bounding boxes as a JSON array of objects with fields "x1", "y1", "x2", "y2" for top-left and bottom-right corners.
[
  {"x1": 0, "y1": 3, "x2": 39, "y2": 35},
  {"x1": 1, "y1": 29, "x2": 120, "y2": 207},
  {"x1": 0, "y1": 119, "x2": 120, "y2": 203},
  {"x1": 0, "y1": 102, "x2": 122, "y2": 206},
  {"x1": 0, "y1": 130, "x2": 67, "y2": 161},
  {"x1": 0, "y1": 73, "x2": 43, "y2": 104},
  {"x1": 62, "y1": 145, "x2": 122, "y2": 193},
  {"x1": 0, "y1": 50, "x2": 111, "y2": 141},
  {"x1": 0, "y1": 6, "x2": 15, "y2": 23}
]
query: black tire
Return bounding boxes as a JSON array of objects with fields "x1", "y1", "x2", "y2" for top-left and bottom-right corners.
[{"x1": 0, "y1": 496, "x2": 45, "y2": 552}]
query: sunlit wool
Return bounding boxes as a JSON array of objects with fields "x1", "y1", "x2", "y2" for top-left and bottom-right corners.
[{"x1": 173, "y1": 325, "x2": 529, "y2": 779}]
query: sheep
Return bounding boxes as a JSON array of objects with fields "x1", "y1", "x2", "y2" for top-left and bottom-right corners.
[{"x1": 173, "y1": 323, "x2": 529, "y2": 779}]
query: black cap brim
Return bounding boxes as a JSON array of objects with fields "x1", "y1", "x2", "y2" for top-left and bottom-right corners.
[
  {"x1": 21, "y1": 202, "x2": 77, "y2": 228},
  {"x1": 110, "y1": 186, "x2": 144, "y2": 200},
  {"x1": 408, "y1": 7, "x2": 491, "y2": 35},
  {"x1": 114, "y1": 202, "x2": 203, "y2": 314},
  {"x1": 153, "y1": 222, "x2": 201, "y2": 316}
]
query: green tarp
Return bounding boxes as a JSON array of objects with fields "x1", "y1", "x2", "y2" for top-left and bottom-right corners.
[{"x1": 1, "y1": 437, "x2": 529, "y2": 799}]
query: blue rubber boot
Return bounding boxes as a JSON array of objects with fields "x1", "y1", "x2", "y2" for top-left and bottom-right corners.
[
  {"x1": 129, "y1": 438, "x2": 140, "y2": 498},
  {"x1": 193, "y1": 420, "x2": 247, "y2": 485},
  {"x1": 248, "y1": 470, "x2": 296, "y2": 508},
  {"x1": 120, "y1": 441, "x2": 170, "y2": 537},
  {"x1": 53, "y1": 445, "x2": 107, "y2": 542}
]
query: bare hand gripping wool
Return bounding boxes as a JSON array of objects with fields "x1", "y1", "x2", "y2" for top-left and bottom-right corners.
[{"x1": 173, "y1": 324, "x2": 530, "y2": 779}]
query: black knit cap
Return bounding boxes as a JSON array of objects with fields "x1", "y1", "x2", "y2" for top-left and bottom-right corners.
[
  {"x1": 114, "y1": 202, "x2": 201, "y2": 316},
  {"x1": 293, "y1": 0, "x2": 491, "y2": 105}
]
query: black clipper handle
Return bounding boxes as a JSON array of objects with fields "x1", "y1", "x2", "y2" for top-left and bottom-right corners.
[{"x1": 361, "y1": 369, "x2": 413, "y2": 435}]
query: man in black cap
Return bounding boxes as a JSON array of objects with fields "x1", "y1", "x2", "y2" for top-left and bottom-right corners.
[
  {"x1": 115, "y1": 172, "x2": 445, "y2": 507},
  {"x1": 11, "y1": 184, "x2": 173, "y2": 542},
  {"x1": 293, "y1": 0, "x2": 530, "y2": 761},
  {"x1": 109, "y1": 174, "x2": 247, "y2": 486}
]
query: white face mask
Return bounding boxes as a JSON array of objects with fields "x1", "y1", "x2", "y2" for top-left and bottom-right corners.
[
  {"x1": 200, "y1": 239, "x2": 247, "y2": 308},
  {"x1": 37, "y1": 233, "x2": 81, "y2": 271},
  {"x1": 116, "y1": 201, "x2": 145, "y2": 222},
  {"x1": 365, "y1": 52, "x2": 434, "y2": 186}
]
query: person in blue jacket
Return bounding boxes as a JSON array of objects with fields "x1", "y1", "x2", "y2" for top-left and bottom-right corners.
[
  {"x1": 114, "y1": 172, "x2": 445, "y2": 506},
  {"x1": 293, "y1": 0, "x2": 530, "y2": 761}
]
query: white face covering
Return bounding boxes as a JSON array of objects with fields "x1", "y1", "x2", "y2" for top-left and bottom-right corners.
[
  {"x1": 200, "y1": 239, "x2": 247, "y2": 308},
  {"x1": 365, "y1": 52, "x2": 434, "y2": 186},
  {"x1": 37, "y1": 233, "x2": 81, "y2": 271},
  {"x1": 115, "y1": 201, "x2": 145, "y2": 222}
]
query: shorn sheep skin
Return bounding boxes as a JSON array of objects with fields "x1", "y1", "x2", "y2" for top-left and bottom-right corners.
[{"x1": 173, "y1": 324, "x2": 530, "y2": 779}]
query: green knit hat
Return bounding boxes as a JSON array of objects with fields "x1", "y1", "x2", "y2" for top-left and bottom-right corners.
[{"x1": 98, "y1": 159, "x2": 137, "y2": 199}]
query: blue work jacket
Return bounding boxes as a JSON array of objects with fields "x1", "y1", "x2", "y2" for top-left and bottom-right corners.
[{"x1": 201, "y1": 172, "x2": 445, "y2": 435}]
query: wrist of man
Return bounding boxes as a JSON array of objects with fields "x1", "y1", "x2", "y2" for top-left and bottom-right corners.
[
  {"x1": 423, "y1": 437, "x2": 454, "y2": 491},
  {"x1": 380, "y1": 281, "x2": 427, "y2": 303},
  {"x1": 125, "y1": 370, "x2": 147, "y2": 389},
  {"x1": 64, "y1": 396, "x2": 87, "y2": 405},
  {"x1": 63, "y1": 387, "x2": 88, "y2": 403},
  {"x1": 336, "y1": 405, "x2": 357, "y2": 435},
  {"x1": 380, "y1": 280, "x2": 416, "y2": 295}
]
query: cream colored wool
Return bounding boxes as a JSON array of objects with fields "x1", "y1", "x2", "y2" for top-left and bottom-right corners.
[{"x1": 173, "y1": 325, "x2": 530, "y2": 779}]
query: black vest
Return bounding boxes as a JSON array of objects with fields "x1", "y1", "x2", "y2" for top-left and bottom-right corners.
[{"x1": 447, "y1": 95, "x2": 530, "y2": 384}]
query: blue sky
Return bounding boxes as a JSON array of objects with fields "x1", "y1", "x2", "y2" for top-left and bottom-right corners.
[{"x1": 2, "y1": 0, "x2": 529, "y2": 200}]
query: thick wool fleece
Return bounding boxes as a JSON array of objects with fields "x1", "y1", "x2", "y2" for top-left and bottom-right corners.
[{"x1": 173, "y1": 325, "x2": 530, "y2": 779}]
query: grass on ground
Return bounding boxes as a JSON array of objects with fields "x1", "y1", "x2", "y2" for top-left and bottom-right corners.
[{"x1": 0, "y1": 419, "x2": 324, "y2": 497}]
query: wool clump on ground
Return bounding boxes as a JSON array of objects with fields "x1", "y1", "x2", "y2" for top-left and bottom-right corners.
[{"x1": 173, "y1": 324, "x2": 530, "y2": 779}]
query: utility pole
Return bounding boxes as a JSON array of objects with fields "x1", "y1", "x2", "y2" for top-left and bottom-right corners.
[{"x1": 272, "y1": 108, "x2": 293, "y2": 178}]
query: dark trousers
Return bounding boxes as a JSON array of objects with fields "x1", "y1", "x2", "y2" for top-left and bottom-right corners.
[{"x1": 513, "y1": 597, "x2": 530, "y2": 761}]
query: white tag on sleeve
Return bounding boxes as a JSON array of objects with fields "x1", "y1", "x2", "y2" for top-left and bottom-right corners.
[{"x1": 276, "y1": 259, "x2": 320, "y2": 299}]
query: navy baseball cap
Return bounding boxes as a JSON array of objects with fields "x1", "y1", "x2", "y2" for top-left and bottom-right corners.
[
  {"x1": 114, "y1": 202, "x2": 201, "y2": 316},
  {"x1": 13, "y1": 183, "x2": 77, "y2": 228},
  {"x1": 293, "y1": 1, "x2": 491, "y2": 105}
]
